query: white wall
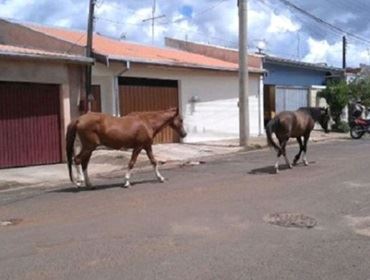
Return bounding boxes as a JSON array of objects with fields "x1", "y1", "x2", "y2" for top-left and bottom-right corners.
[
  {"x1": 93, "y1": 62, "x2": 263, "y2": 143},
  {"x1": 92, "y1": 75, "x2": 115, "y2": 114}
]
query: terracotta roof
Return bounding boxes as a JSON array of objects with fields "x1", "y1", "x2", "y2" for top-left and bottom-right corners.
[
  {"x1": 25, "y1": 24, "x2": 252, "y2": 72},
  {"x1": 0, "y1": 43, "x2": 93, "y2": 64}
]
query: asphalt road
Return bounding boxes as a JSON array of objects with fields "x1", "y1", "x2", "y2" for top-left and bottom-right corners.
[{"x1": 1, "y1": 139, "x2": 370, "y2": 280}]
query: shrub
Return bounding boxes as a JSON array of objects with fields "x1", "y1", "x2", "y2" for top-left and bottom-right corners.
[
  {"x1": 318, "y1": 80, "x2": 349, "y2": 128},
  {"x1": 333, "y1": 120, "x2": 350, "y2": 133}
]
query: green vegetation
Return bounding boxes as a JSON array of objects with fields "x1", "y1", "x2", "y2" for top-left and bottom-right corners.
[
  {"x1": 318, "y1": 76, "x2": 370, "y2": 132},
  {"x1": 318, "y1": 80, "x2": 349, "y2": 131}
]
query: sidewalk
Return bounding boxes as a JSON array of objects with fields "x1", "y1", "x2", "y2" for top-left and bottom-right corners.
[{"x1": 0, "y1": 131, "x2": 349, "y2": 191}]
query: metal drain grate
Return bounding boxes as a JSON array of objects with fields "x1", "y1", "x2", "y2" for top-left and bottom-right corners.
[{"x1": 264, "y1": 212, "x2": 317, "y2": 228}]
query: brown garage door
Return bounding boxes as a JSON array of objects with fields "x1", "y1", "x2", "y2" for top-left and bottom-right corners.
[
  {"x1": 119, "y1": 77, "x2": 179, "y2": 143},
  {"x1": 0, "y1": 82, "x2": 61, "y2": 168}
]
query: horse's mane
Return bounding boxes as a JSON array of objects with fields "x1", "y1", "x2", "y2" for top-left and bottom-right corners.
[
  {"x1": 297, "y1": 107, "x2": 325, "y2": 121},
  {"x1": 126, "y1": 108, "x2": 177, "y2": 118}
]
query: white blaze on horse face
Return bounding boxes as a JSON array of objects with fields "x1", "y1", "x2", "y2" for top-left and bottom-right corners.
[{"x1": 155, "y1": 164, "x2": 165, "y2": 182}]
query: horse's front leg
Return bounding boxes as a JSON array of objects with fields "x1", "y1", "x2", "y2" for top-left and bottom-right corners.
[
  {"x1": 124, "y1": 147, "x2": 142, "y2": 188},
  {"x1": 293, "y1": 137, "x2": 304, "y2": 165},
  {"x1": 302, "y1": 133, "x2": 310, "y2": 166},
  {"x1": 145, "y1": 146, "x2": 165, "y2": 182}
]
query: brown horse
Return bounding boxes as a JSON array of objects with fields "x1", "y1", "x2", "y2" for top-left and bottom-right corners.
[
  {"x1": 66, "y1": 107, "x2": 187, "y2": 188},
  {"x1": 265, "y1": 107, "x2": 329, "y2": 173}
]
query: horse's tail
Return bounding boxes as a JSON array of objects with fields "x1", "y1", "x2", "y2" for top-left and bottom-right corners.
[
  {"x1": 66, "y1": 120, "x2": 78, "y2": 183},
  {"x1": 265, "y1": 118, "x2": 282, "y2": 153}
]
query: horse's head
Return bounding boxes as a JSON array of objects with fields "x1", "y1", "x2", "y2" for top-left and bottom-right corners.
[
  {"x1": 169, "y1": 108, "x2": 187, "y2": 138},
  {"x1": 318, "y1": 107, "x2": 330, "y2": 133}
]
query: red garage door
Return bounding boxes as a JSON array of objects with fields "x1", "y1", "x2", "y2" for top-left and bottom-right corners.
[
  {"x1": 119, "y1": 77, "x2": 179, "y2": 144},
  {"x1": 0, "y1": 82, "x2": 62, "y2": 168}
]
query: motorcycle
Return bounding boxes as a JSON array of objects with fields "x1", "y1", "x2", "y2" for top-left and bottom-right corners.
[
  {"x1": 350, "y1": 117, "x2": 370, "y2": 139},
  {"x1": 349, "y1": 104, "x2": 370, "y2": 139}
]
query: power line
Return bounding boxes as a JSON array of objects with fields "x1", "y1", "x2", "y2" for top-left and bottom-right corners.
[
  {"x1": 95, "y1": 16, "x2": 147, "y2": 27},
  {"x1": 160, "y1": 0, "x2": 229, "y2": 25},
  {"x1": 275, "y1": 0, "x2": 370, "y2": 45}
]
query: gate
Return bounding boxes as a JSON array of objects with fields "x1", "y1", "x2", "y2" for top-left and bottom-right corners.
[
  {"x1": 275, "y1": 86, "x2": 308, "y2": 113},
  {"x1": 0, "y1": 82, "x2": 61, "y2": 168},
  {"x1": 119, "y1": 77, "x2": 179, "y2": 143}
]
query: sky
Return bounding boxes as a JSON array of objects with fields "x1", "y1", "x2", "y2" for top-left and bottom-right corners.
[{"x1": 1, "y1": 0, "x2": 370, "y2": 68}]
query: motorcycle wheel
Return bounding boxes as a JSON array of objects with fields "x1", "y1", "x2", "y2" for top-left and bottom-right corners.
[{"x1": 350, "y1": 125, "x2": 365, "y2": 139}]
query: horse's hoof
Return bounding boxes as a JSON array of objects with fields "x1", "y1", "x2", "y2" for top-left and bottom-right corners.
[
  {"x1": 275, "y1": 169, "x2": 279, "y2": 174},
  {"x1": 303, "y1": 161, "x2": 309, "y2": 166},
  {"x1": 158, "y1": 177, "x2": 165, "y2": 183},
  {"x1": 288, "y1": 164, "x2": 293, "y2": 169},
  {"x1": 76, "y1": 181, "x2": 84, "y2": 187},
  {"x1": 122, "y1": 182, "x2": 130, "y2": 188}
]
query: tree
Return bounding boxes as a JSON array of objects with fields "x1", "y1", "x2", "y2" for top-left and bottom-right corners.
[
  {"x1": 348, "y1": 77, "x2": 370, "y2": 107},
  {"x1": 318, "y1": 80, "x2": 349, "y2": 129}
]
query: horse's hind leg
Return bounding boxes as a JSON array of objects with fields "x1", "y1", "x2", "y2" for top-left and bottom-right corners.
[
  {"x1": 145, "y1": 146, "x2": 165, "y2": 183},
  {"x1": 124, "y1": 147, "x2": 142, "y2": 188},
  {"x1": 274, "y1": 151, "x2": 281, "y2": 174},
  {"x1": 74, "y1": 147, "x2": 95, "y2": 187},
  {"x1": 293, "y1": 137, "x2": 304, "y2": 165},
  {"x1": 281, "y1": 139, "x2": 292, "y2": 169},
  {"x1": 81, "y1": 150, "x2": 94, "y2": 188}
]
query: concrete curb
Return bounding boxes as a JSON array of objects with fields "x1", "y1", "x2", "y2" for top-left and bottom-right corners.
[{"x1": 0, "y1": 132, "x2": 351, "y2": 192}]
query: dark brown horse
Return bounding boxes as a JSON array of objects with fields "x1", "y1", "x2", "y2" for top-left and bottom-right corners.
[
  {"x1": 66, "y1": 107, "x2": 187, "y2": 188},
  {"x1": 265, "y1": 107, "x2": 329, "y2": 173}
]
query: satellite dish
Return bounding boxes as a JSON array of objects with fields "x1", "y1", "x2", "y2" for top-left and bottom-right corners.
[{"x1": 257, "y1": 40, "x2": 266, "y2": 53}]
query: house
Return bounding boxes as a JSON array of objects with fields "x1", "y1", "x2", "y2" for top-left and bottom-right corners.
[
  {"x1": 1, "y1": 20, "x2": 265, "y2": 146},
  {"x1": 0, "y1": 20, "x2": 93, "y2": 168},
  {"x1": 165, "y1": 38, "x2": 343, "y2": 125},
  {"x1": 263, "y1": 55, "x2": 343, "y2": 124}
]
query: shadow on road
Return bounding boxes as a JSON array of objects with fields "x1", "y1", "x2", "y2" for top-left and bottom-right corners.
[
  {"x1": 53, "y1": 179, "x2": 161, "y2": 193},
  {"x1": 249, "y1": 161, "x2": 315, "y2": 175}
]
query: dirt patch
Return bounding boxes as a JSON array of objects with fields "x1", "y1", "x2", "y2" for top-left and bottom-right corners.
[
  {"x1": 345, "y1": 215, "x2": 370, "y2": 237},
  {"x1": 0, "y1": 218, "x2": 23, "y2": 227},
  {"x1": 0, "y1": 180, "x2": 23, "y2": 191},
  {"x1": 264, "y1": 212, "x2": 317, "y2": 228}
]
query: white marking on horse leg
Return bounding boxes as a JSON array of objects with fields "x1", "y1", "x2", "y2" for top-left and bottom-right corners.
[
  {"x1": 303, "y1": 153, "x2": 308, "y2": 166},
  {"x1": 83, "y1": 169, "x2": 92, "y2": 188},
  {"x1": 124, "y1": 170, "x2": 131, "y2": 188},
  {"x1": 274, "y1": 157, "x2": 280, "y2": 173},
  {"x1": 284, "y1": 155, "x2": 293, "y2": 169},
  {"x1": 154, "y1": 164, "x2": 165, "y2": 182},
  {"x1": 75, "y1": 165, "x2": 84, "y2": 187}
]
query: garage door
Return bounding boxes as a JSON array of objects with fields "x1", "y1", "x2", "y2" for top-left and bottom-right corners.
[
  {"x1": 275, "y1": 86, "x2": 308, "y2": 113},
  {"x1": 0, "y1": 82, "x2": 61, "y2": 168},
  {"x1": 119, "y1": 77, "x2": 179, "y2": 143}
]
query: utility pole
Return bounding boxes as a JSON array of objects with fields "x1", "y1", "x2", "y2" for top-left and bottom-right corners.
[
  {"x1": 342, "y1": 35, "x2": 347, "y2": 70},
  {"x1": 86, "y1": 0, "x2": 96, "y2": 112},
  {"x1": 142, "y1": 0, "x2": 165, "y2": 44},
  {"x1": 238, "y1": 0, "x2": 249, "y2": 147}
]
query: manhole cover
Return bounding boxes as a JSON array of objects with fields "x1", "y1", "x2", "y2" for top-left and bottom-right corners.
[
  {"x1": 0, "y1": 218, "x2": 23, "y2": 227},
  {"x1": 264, "y1": 212, "x2": 317, "y2": 228}
]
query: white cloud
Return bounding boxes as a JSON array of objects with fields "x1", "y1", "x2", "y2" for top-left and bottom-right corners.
[
  {"x1": 267, "y1": 13, "x2": 300, "y2": 33},
  {"x1": 303, "y1": 37, "x2": 334, "y2": 62},
  {"x1": 1, "y1": 0, "x2": 370, "y2": 67}
]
